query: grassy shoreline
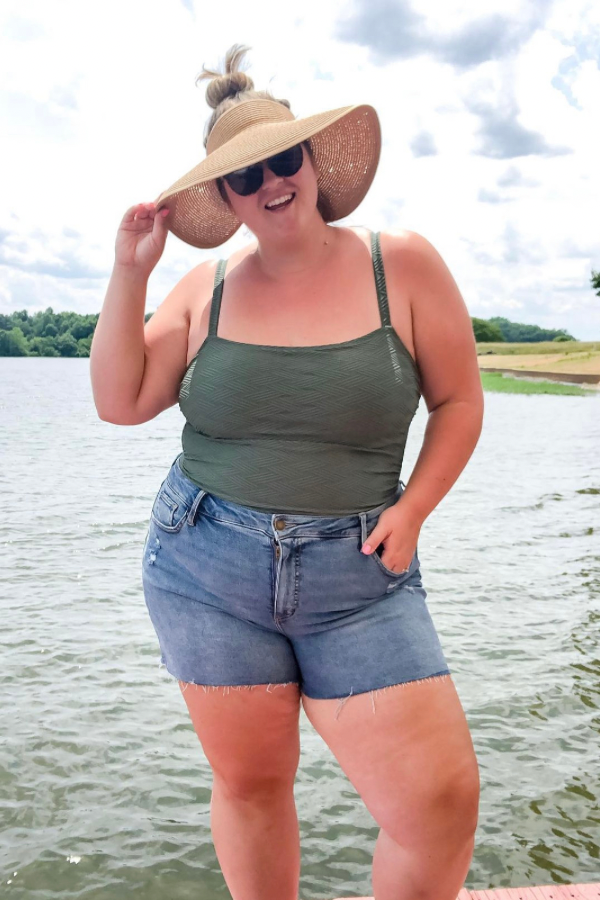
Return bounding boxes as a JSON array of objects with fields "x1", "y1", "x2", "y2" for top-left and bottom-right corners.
[
  {"x1": 476, "y1": 341, "x2": 600, "y2": 395},
  {"x1": 480, "y1": 371, "x2": 595, "y2": 395}
]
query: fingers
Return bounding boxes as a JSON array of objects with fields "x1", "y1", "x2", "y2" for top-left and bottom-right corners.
[
  {"x1": 123, "y1": 202, "x2": 169, "y2": 223},
  {"x1": 134, "y1": 202, "x2": 154, "y2": 222},
  {"x1": 361, "y1": 527, "x2": 383, "y2": 554},
  {"x1": 153, "y1": 205, "x2": 169, "y2": 236},
  {"x1": 123, "y1": 203, "x2": 148, "y2": 223}
]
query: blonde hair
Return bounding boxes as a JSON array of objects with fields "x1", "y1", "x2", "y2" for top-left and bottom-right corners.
[{"x1": 195, "y1": 44, "x2": 328, "y2": 219}]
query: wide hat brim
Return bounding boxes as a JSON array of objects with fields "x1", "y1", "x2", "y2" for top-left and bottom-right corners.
[{"x1": 153, "y1": 102, "x2": 381, "y2": 249}]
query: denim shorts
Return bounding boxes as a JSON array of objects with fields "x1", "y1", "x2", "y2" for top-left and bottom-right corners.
[{"x1": 141, "y1": 452, "x2": 451, "y2": 705}]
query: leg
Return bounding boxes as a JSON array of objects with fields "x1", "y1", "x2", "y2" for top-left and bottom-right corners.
[
  {"x1": 180, "y1": 680, "x2": 302, "y2": 900},
  {"x1": 302, "y1": 674, "x2": 480, "y2": 900}
]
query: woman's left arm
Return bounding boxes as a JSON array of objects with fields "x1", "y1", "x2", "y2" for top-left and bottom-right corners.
[
  {"x1": 397, "y1": 230, "x2": 485, "y2": 526},
  {"x1": 362, "y1": 231, "x2": 484, "y2": 566}
]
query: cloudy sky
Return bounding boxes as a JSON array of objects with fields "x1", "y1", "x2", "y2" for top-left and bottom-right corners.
[{"x1": 2, "y1": 0, "x2": 599, "y2": 339}]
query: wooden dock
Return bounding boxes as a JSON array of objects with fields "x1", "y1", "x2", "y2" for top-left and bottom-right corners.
[
  {"x1": 456, "y1": 886, "x2": 600, "y2": 900},
  {"x1": 331, "y1": 885, "x2": 600, "y2": 900}
]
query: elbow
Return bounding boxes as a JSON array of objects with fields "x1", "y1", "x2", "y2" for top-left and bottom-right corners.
[
  {"x1": 429, "y1": 392, "x2": 485, "y2": 428},
  {"x1": 95, "y1": 406, "x2": 140, "y2": 426},
  {"x1": 469, "y1": 394, "x2": 485, "y2": 444},
  {"x1": 465, "y1": 392, "x2": 485, "y2": 430}
]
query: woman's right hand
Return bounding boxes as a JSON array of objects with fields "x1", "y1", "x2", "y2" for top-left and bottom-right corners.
[{"x1": 115, "y1": 202, "x2": 170, "y2": 275}]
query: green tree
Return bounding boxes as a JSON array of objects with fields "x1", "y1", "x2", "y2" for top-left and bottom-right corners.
[
  {"x1": 28, "y1": 336, "x2": 59, "y2": 357},
  {"x1": 71, "y1": 315, "x2": 98, "y2": 340},
  {"x1": 489, "y1": 316, "x2": 575, "y2": 342},
  {"x1": 56, "y1": 332, "x2": 79, "y2": 357},
  {"x1": 77, "y1": 336, "x2": 93, "y2": 356},
  {"x1": 472, "y1": 318, "x2": 504, "y2": 342},
  {"x1": 0, "y1": 326, "x2": 29, "y2": 356}
]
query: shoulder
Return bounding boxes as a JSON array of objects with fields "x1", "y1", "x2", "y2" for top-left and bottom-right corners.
[
  {"x1": 173, "y1": 260, "x2": 218, "y2": 321},
  {"x1": 378, "y1": 229, "x2": 459, "y2": 307},
  {"x1": 180, "y1": 240, "x2": 256, "y2": 310},
  {"x1": 345, "y1": 224, "x2": 433, "y2": 271},
  {"x1": 377, "y1": 229, "x2": 483, "y2": 411},
  {"x1": 177, "y1": 257, "x2": 218, "y2": 294},
  {"x1": 178, "y1": 240, "x2": 259, "y2": 324},
  {"x1": 379, "y1": 228, "x2": 442, "y2": 271}
]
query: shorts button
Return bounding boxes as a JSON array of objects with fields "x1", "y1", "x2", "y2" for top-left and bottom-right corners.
[{"x1": 274, "y1": 518, "x2": 286, "y2": 530}]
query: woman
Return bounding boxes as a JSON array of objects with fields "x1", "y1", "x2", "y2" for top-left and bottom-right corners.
[{"x1": 91, "y1": 43, "x2": 483, "y2": 900}]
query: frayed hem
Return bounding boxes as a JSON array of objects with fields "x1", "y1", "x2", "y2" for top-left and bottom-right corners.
[
  {"x1": 177, "y1": 681, "x2": 299, "y2": 695},
  {"x1": 333, "y1": 671, "x2": 452, "y2": 720},
  {"x1": 156, "y1": 658, "x2": 299, "y2": 695}
]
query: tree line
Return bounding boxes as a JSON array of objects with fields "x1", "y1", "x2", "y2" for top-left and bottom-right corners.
[
  {"x1": 0, "y1": 308, "x2": 577, "y2": 357},
  {"x1": 0, "y1": 309, "x2": 153, "y2": 357}
]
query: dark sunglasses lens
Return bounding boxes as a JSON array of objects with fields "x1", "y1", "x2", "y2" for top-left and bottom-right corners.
[
  {"x1": 223, "y1": 144, "x2": 304, "y2": 196},
  {"x1": 269, "y1": 144, "x2": 304, "y2": 177},
  {"x1": 224, "y1": 164, "x2": 263, "y2": 196}
]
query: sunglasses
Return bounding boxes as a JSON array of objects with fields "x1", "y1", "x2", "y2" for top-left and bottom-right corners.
[{"x1": 221, "y1": 143, "x2": 305, "y2": 197}]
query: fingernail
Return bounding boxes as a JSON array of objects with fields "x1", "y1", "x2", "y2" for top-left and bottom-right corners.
[{"x1": 362, "y1": 544, "x2": 372, "y2": 554}]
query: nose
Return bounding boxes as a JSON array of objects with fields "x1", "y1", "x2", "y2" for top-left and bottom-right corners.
[
  {"x1": 258, "y1": 165, "x2": 288, "y2": 203},
  {"x1": 261, "y1": 162, "x2": 285, "y2": 186}
]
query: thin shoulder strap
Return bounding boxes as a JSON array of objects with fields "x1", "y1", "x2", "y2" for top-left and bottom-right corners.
[
  {"x1": 370, "y1": 230, "x2": 391, "y2": 328},
  {"x1": 208, "y1": 258, "x2": 227, "y2": 337}
]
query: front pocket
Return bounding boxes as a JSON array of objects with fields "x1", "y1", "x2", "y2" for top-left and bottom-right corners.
[
  {"x1": 369, "y1": 544, "x2": 414, "y2": 581},
  {"x1": 150, "y1": 481, "x2": 203, "y2": 533}
]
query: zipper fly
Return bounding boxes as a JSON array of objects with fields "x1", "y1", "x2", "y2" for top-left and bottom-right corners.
[{"x1": 273, "y1": 538, "x2": 281, "y2": 621}]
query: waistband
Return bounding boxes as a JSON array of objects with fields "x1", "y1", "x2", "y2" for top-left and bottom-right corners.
[{"x1": 168, "y1": 452, "x2": 406, "y2": 538}]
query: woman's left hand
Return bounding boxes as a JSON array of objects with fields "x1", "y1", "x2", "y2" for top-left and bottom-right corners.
[{"x1": 361, "y1": 504, "x2": 421, "y2": 574}]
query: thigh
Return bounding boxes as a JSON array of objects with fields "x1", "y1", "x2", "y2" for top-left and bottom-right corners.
[
  {"x1": 142, "y1": 459, "x2": 304, "y2": 791},
  {"x1": 181, "y1": 681, "x2": 302, "y2": 793},
  {"x1": 302, "y1": 674, "x2": 480, "y2": 843}
]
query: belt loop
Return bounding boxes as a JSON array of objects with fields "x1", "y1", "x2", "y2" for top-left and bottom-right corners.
[
  {"x1": 359, "y1": 511, "x2": 367, "y2": 546},
  {"x1": 187, "y1": 489, "x2": 207, "y2": 527}
]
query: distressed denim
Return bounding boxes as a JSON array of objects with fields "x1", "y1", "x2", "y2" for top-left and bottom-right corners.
[{"x1": 141, "y1": 452, "x2": 451, "y2": 711}]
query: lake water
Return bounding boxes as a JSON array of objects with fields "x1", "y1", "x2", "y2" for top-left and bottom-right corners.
[{"x1": 1, "y1": 358, "x2": 599, "y2": 899}]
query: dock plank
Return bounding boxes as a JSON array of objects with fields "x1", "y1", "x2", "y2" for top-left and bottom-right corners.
[
  {"x1": 576, "y1": 887, "x2": 600, "y2": 899},
  {"x1": 328, "y1": 883, "x2": 600, "y2": 900}
]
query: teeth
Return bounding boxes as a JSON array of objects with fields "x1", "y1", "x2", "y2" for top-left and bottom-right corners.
[{"x1": 266, "y1": 193, "x2": 293, "y2": 208}]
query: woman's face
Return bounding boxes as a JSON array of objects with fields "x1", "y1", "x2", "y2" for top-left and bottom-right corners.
[{"x1": 219, "y1": 143, "x2": 322, "y2": 241}]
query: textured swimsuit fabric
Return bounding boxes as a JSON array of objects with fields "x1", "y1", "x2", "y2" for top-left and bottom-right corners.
[{"x1": 177, "y1": 231, "x2": 422, "y2": 516}]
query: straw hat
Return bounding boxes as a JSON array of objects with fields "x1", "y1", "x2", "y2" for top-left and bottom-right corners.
[{"x1": 153, "y1": 99, "x2": 381, "y2": 249}]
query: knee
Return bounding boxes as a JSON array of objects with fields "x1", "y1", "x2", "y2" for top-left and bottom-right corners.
[
  {"x1": 379, "y1": 760, "x2": 480, "y2": 853},
  {"x1": 212, "y1": 770, "x2": 297, "y2": 803},
  {"x1": 434, "y1": 760, "x2": 480, "y2": 840}
]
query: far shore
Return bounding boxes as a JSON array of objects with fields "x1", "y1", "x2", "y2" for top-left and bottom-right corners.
[{"x1": 476, "y1": 341, "x2": 600, "y2": 391}]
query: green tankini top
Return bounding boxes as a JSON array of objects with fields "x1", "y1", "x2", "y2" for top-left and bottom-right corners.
[{"x1": 178, "y1": 230, "x2": 422, "y2": 515}]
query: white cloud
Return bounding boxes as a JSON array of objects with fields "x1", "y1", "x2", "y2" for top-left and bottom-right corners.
[{"x1": 1, "y1": 0, "x2": 598, "y2": 339}]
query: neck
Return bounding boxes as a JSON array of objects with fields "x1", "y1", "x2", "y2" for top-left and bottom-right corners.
[{"x1": 250, "y1": 219, "x2": 339, "y2": 283}]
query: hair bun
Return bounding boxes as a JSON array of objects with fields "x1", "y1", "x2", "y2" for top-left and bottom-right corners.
[
  {"x1": 196, "y1": 43, "x2": 255, "y2": 110},
  {"x1": 205, "y1": 71, "x2": 254, "y2": 109}
]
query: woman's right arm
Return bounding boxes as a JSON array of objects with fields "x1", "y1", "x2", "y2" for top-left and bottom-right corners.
[
  {"x1": 90, "y1": 201, "x2": 179, "y2": 425},
  {"x1": 90, "y1": 262, "x2": 151, "y2": 423}
]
